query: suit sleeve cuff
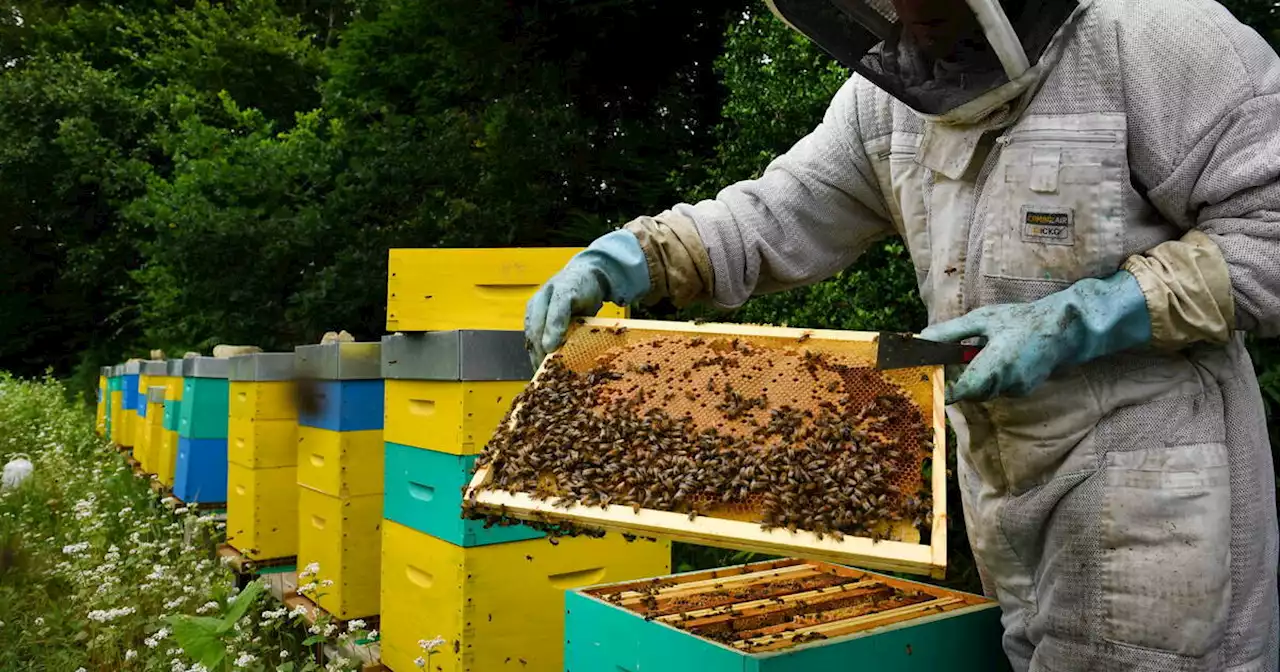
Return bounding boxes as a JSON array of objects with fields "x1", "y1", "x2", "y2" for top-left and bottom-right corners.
[
  {"x1": 1122, "y1": 229, "x2": 1236, "y2": 348},
  {"x1": 623, "y1": 211, "x2": 716, "y2": 308}
]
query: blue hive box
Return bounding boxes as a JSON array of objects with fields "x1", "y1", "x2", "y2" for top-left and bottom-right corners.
[
  {"x1": 296, "y1": 380, "x2": 383, "y2": 432},
  {"x1": 173, "y1": 436, "x2": 229, "y2": 504}
]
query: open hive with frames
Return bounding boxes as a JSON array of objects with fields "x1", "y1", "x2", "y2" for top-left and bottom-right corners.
[
  {"x1": 578, "y1": 558, "x2": 991, "y2": 654},
  {"x1": 464, "y1": 318, "x2": 947, "y2": 577}
]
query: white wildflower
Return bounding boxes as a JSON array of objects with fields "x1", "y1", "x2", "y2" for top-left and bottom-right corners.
[
  {"x1": 87, "y1": 606, "x2": 136, "y2": 622},
  {"x1": 347, "y1": 618, "x2": 366, "y2": 631},
  {"x1": 74, "y1": 668, "x2": 86, "y2": 672},
  {"x1": 197, "y1": 601, "x2": 220, "y2": 614},
  {"x1": 323, "y1": 623, "x2": 337, "y2": 637},
  {"x1": 34, "y1": 617, "x2": 44, "y2": 626},
  {"x1": 280, "y1": 650, "x2": 290, "y2": 659},
  {"x1": 125, "y1": 650, "x2": 137, "y2": 661},
  {"x1": 61, "y1": 541, "x2": 90, "y2": 555},
  {"x1": 419, "y1": 636, "x2": 447, "y2": 651},
  {"x1": 164, "y1": 596, "x2": 185, "y2": 609},
  {"x1": 173, "y1": 507, "x2": 188, "y2": 515},
  {"x1": 320, "y1": 579, "x2": 334, "y2": 588},
  {"x1": 233, "y1": 652, "x2": 257, "y2": 667},
  {"x1": 368, "y1": 629, "x2": 378, "y2": 639},
  {"x1": 414, "y1": 657, "x2": 426, "y2": 669}
]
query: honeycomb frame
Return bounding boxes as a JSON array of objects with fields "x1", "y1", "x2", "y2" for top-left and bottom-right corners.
[{"x1": 465, "y1": 318, "x2": 947, "y2": 578}]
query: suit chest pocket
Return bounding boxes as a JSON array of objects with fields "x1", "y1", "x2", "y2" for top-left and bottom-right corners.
[{"x1": 981, "y1": 128, "x2": 1127, "y2": 284}]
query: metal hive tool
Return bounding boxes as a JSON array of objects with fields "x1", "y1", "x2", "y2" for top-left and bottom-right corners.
[{"x1": 465, "y1": 318, "x2": 947, "y2": 577}]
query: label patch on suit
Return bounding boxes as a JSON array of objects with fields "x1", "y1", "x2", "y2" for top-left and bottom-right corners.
[{"x1": 1020, "y1": 206, "x2": 1074, "y2": 246}]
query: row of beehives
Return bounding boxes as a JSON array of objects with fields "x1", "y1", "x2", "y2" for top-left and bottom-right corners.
[{"x1": 92, "y1": 247, "x2": 1010, "y2": 672}]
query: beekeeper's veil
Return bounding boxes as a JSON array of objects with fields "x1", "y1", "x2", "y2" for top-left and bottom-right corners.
[{"x1": 765, "y1": 0, "x2": 1080, "y2": 124}]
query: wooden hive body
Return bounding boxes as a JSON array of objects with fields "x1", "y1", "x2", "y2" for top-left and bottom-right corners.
[{"x1": 565, "y1": 558, "x2": 1009, "y2": 672}]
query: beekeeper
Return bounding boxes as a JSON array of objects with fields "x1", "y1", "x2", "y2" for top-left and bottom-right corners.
[{"x1": 525, "y1": 0, "x2": 1280, "y2": 668}]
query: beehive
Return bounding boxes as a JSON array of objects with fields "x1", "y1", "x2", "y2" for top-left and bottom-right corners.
[
  {"x1": 566, "y1": 558, "x2": 1009, "y2": 672},
  {"x1": 173, "y1": 357, "x2": 231, "y2": 505},
  {"x1": 108, "y1": 365, "x2": 125, "y2": 445},
  {"x1": 143, "y1": 386, "x2": 167, "y2": 475},
  {"x1": 466, "y1": 318, "x2": 947, "y2": 577},
  {"x1": 293, "y1": 340, "x2": 385, "y2": 619},
  {"x1": 118, "y1": 360, "x2": 142, "y2": 449},
  {"x1": 96, "y1": 367, "x2": 109, "y2": 436}
]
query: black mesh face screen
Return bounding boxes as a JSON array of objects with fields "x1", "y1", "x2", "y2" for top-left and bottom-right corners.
[{"x1": 768, "y1": 0, "x2": 1080, "y2": 115}]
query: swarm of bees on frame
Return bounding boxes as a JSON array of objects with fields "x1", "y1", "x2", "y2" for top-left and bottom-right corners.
[{"x1": 469, "y1": 324, "x2": 935, "y2": 543}]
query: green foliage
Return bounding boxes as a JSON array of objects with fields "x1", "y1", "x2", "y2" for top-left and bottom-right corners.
[
  {"x1": 0, "y1": 373, "x2": 377, "y2": 670},
  {"x1": 167, "y1": 581, "x2": 265, "y2": 670}
]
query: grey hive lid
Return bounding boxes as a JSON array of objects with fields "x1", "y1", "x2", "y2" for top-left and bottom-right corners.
[
  {"x1": 381, "y1": 331, "x2": 533, "y2": 381},
  {"x1": 228, "y1": 352, "x2": 296, "y2": 382},
  {"x1": 181, "y1": 356, "x2": 230, "y2": 379},
  {"x1": 295, "y1": 342, "x2": 381, "y2": 380}
]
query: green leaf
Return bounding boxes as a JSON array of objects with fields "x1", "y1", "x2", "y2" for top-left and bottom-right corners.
[
  {"x1": 302, "y1": 634, "x2": 326, "y2": 646},
  {"x1": 166, "y1": 614, "x2": 230, "y2": 669},
  {"x1": 222, "y1": 580, "x2": 265, "y2": 628}
]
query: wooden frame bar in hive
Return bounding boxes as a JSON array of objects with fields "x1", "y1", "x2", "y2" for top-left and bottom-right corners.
[{"x1": 465, "y1": 318, "x2": 948, "y2": 578}]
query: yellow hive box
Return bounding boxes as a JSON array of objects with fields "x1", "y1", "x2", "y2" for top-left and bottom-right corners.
[
  {"x1": 134, "y1": 409, "x2": 153, "y2": 472},
  {"x1": 228, "y1": 417, "x2": 298, "y2": 469},
  {"x1": 115, "y1": 410, "x2": 134, "y2": 448},
  {"x1": 385, "y1": 248, "x2": 627, "y2": 332},
  {"x1": 226, "y1": 463, "x2": 299, "y2": 561},
  {"x1": 109, "y1": 391, "x2": 124, "y2": 444},
  {"x1": 157, "y1": 429, "x2": 179, "y2": 486},
  {"x1": 383, "y1": 380, "x2": 527, "y2": 456},
  {"x1": 144, "y1": 401, "x2": 165, "y2": 474},
  {"x1": 96, "y1": 376, "x2": 107, "y2": 436},
  {"x1": 229, "y1": 381, "x2": 297, "y2": 420},
  {"x1": 296, "y1": 427, "x2": 384, "y2": 498},
  {"x1": 379, "y1": 520, "x2": 671, "y2": 672},
  {"x1": 297, "y1": 486, "x2": 382, "y2": 619}
]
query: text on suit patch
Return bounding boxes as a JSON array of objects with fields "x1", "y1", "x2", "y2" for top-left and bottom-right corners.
[{"x1": 1020, "y1": 206, "x2": 1074, "y2": 246}]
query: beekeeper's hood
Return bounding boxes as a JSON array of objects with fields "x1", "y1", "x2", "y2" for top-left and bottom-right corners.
[{"x1": 765, "y1": 0, "x2": 1083, "y2": 124}]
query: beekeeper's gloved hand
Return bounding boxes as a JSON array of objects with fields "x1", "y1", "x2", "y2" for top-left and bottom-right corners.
[
  {"x1": 920, "y1": 271, "x2": 1152, "y2": 404},
  {"x1": 525, "y1": 229, "x2": 650, "y2": 365}
]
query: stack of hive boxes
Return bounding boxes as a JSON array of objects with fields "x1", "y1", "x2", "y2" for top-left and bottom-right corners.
[
  {"x1": 174, "y1": 356, "x2": 231, "y2": 505},
  {"x1": 116, "y1": 360, "x2": 141, "y2": 452},
  {"x1": 96, "y1": 366, "x2": 109, "y2": 437},
  {"x1": 106, "y1": 365, "x2": 123, "y2": 443},
  {"x1": 139, "y1": 360, "x2": 170, "y2": 477},
  {"x1": 377, "y1": 249, "x2": 671, "y2": 672},
  {"x1": 294, "y1": 341, "x2": 384, "y2": 619},
  {"x1": 226, "y1": 353, "x2": 299, "y2": 563},
  {"x1": 157, "y1": 359, "x2": 186, "y2": 487}
]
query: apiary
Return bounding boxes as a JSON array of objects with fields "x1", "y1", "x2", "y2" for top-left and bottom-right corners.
[
  {"x1": 565, "y1": 558, "x2": 1008, "y2": 672},
  {"x1": 466, "y1": 318, "x2": 947, "y2": 577}
]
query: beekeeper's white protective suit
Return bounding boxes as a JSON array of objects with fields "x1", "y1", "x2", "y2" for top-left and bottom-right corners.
[{"x1": 540, "y1": 0, "x2": 1280, "y2": 669}]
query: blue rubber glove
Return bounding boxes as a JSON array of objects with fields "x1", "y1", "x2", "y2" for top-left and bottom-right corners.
[
  {"x1": 525, "y1": 229, "x2": 651, "y2": 365},
  {"x1": 919, "y1": 271, "x2": 1153, "y2": 404}
]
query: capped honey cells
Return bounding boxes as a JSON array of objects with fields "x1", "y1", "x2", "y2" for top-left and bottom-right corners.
[{"x1": 471, "y1": 325, "x2": 936, "y2": 543}]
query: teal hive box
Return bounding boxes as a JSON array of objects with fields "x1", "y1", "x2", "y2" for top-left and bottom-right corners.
[
  {"x1": 383, "y1": 441, "x2": 543, "y2": 547},
  {"x1": 163, "y1": 399, "x2": 182, "y2": 432},
  {"x1": 564, "y1": 558, "x2": 1011, "y2": 672},
  {"x1": 178, "y1": 377, "x2": 229, "y2": 439}
]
